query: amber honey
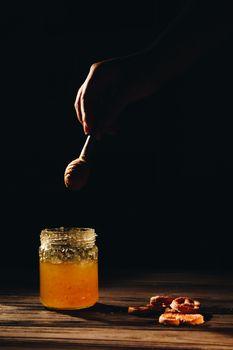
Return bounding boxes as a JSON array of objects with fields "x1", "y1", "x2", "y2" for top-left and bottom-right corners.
[
  {"x1": 40, "y1": 261, "x2": 98, "y2": 309},
  {"x1": 39, "y1": 227, "x2": 98, "y2": 310}
]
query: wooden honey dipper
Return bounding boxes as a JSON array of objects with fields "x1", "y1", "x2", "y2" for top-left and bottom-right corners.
[{"x1": 64, "y1": 135, "x2": 95, "y2": 190}]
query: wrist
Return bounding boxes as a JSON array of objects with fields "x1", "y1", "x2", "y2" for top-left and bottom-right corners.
[{"x1": 118, "y1": 52, "x2": 161, "y2": 103}]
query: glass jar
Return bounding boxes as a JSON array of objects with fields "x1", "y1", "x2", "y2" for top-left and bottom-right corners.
[{"x1": 39, "y1": 227, "x2": 98, "y2": 310}]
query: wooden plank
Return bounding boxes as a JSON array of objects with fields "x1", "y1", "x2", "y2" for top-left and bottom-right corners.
[
  {"x1": 1, "y1": 325, "x2": 233, "y2": 349},
  {"x1": 0, "y1": 271, "x2": 232, "y2": 349}
]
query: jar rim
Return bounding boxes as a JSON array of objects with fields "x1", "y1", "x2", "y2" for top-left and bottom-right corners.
[
  {"x1": 40, "y1": 227, "x2": 96, "y2": 244},
  {"x1": 41, "y1": 227, "x2": 94, "y2": 233}
]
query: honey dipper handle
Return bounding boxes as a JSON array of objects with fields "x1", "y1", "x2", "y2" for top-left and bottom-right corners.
[{"x1": 79, "y1": 135, "x2": 95, "y2": 161}]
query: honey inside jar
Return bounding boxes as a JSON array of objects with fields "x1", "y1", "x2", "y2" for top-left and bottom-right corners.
[{"x1": 39, "y1": 227, "x2": 98, "y2": 310}]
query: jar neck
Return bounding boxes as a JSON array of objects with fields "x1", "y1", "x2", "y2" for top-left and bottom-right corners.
[{"x1": 40, "y1": 227, "x2": 96, "y2": 249}]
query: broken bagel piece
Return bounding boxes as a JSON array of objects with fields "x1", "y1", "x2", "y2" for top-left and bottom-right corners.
[
  {"x1": 150, "y1": 295, "x2": 174, "y2": 310},
  {"x1": 170, "y1": 297, "x2": 200, "y2": 314},
  {"x1": 128, "y1": 304, "x2": 155, "y2": 315},
  {"x1": 159, "y1": 312, "x2": 204, "y2": 326},
  {"x1": 128, "y1": 295, "x2": 173, "y2": 315}
]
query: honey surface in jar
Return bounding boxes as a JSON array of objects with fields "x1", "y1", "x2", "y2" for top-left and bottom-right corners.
[{"x1": 40, "y1": 260, "x2": 98, "y2": 309}]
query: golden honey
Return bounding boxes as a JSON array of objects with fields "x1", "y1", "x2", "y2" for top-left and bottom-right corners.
[{"x1": 39, "y1": 227, "x2": 98, "y2": 309}]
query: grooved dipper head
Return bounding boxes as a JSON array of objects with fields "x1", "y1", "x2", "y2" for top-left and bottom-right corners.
[{"x1": 64, "y1": 158, "x2": 90, "y2": 191}]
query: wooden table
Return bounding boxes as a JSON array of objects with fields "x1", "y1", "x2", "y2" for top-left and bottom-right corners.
[{"x1": 0, "y1": 269, "x2": 233, "y2": 349}]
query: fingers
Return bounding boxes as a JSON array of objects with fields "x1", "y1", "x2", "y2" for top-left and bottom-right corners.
[
  {"x1": 77, "y1": 86, "x2": 126, "y2": 137},
  {"x1": 74, "y1": 84, "x2": 91, "y2": 134},
  {"x1": 80, "y1": 88, "x2": 93, "y2": 135},
  {"x1": 74, "y1": 86, "x2": 83, "y2": 125},
  {"x1": 74, "y1": 60, "x2": 127, "y2": 137}
]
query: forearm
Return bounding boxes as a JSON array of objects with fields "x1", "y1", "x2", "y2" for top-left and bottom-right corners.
[
  {"x1": 123, "y1": 1, "x2": 233, "y2": 100},
  {"x1": 150, "y1": 1, "x2": 232, "y2": 78}
]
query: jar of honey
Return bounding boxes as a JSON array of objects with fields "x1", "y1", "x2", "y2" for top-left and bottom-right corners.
[{"x1": 39, "y1": 227, "x2": 98, "y2": 309}]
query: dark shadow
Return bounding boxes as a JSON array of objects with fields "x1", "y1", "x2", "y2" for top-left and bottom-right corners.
[
  {"x1": 51, "y1": 302, "x2": 128, "y2": 316},
  {"x1": 202, "y1": 306, "x2": 233, "y2": 315},
  {"x1": 52, "y1": 302, "x2": 156, "y2": 327},
  {"x1": 52, "y1": 302, "x2": 217, "y2": 328},
  {"x1": 202, "y1": 312, "x2": 213, "y2": 322}
]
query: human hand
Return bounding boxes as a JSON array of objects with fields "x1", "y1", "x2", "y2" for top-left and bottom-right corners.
[{"x1": 74, "y1": 58, "x2": 131, "y2": 137}]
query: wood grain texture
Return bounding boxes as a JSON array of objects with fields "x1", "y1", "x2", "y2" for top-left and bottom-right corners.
[{"x1": 0, "y1": 270, "x2": 233, "y2": 349}]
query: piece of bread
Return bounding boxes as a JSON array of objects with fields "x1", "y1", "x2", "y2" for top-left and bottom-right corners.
[
  {"x1": 159, "y1": 312, "x2": 204, "y2": 326},
  {"x1": 170, "y1": 297, "x2": 200, "y2": 314}
]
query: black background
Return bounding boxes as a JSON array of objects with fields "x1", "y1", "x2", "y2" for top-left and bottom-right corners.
[{"x1": 1, "y1": 1, "x2": 233, "y2": 284}]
